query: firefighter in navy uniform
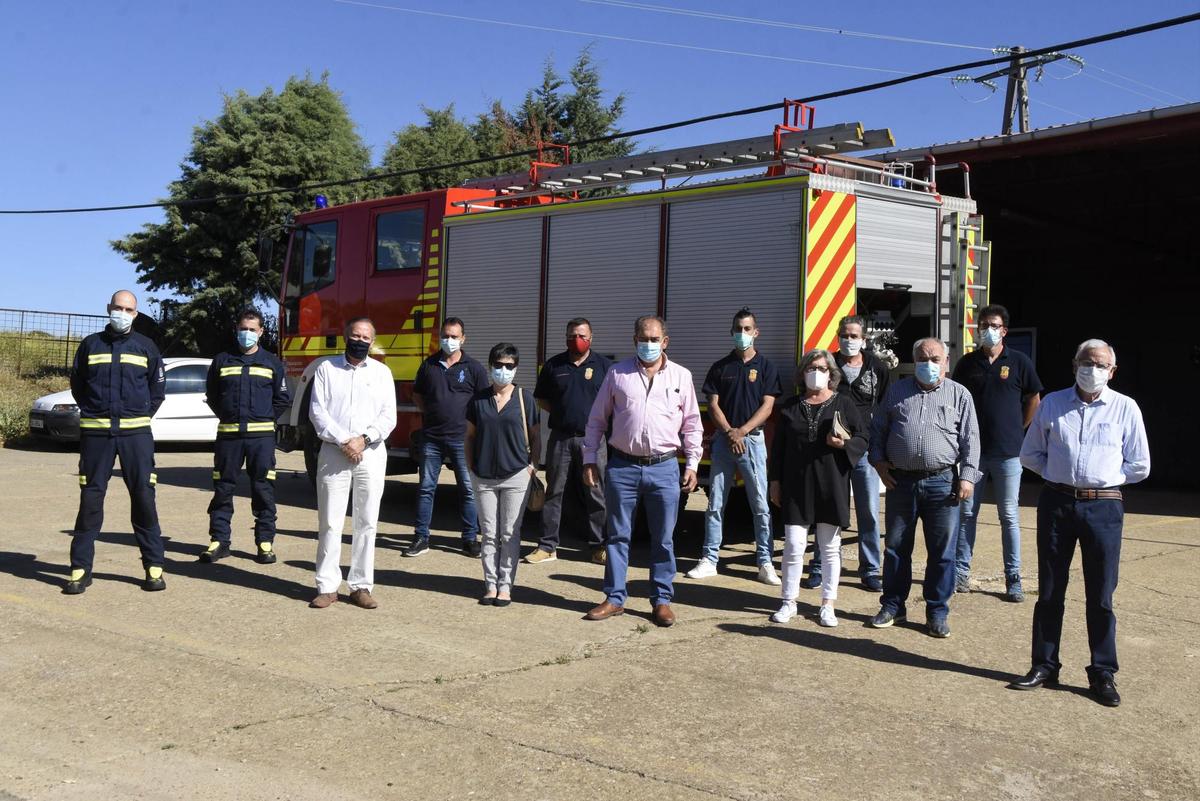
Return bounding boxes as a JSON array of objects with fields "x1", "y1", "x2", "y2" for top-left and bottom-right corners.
[
  {"x1": 199, "y1": 308, "x2": 292, "y2": 564},
  {"x1": 65, "y1": 290, "x2": 168, "y2": 595}
]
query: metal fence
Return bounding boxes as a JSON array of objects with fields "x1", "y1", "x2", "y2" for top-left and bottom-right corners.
[{"x1": 0, "y1": 308, "x2": 110, "y2": 376}]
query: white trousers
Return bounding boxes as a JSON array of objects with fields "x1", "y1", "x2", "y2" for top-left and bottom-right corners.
[
  {"x1": 315, "y1": 441, "x2": 387, "y2": 594},
  {"x1": 781, "y1": 523, "x2": 842, "y2": 602},
  {"x1": 471, "y1": 469, "x2": 532, "y2": 593}
]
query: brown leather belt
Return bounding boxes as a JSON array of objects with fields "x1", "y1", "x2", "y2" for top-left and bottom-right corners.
[{"x1": 1047, "y1": 481, "x2": 1123, "y2": 501}]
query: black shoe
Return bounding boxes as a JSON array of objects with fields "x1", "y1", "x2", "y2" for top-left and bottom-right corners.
[
  {"x1": 927, "y1": 616, "x2": 951, "y2": 638},
  {"x1": 861, "y1": 574, "x2": 883, "y2": 592},
  {"x1": 800, "y1": 572, "x2": 822, "y2": 590},
  {"x1": 255, "y1": 542, "x2": 277, "y2": 565},
  {"x1": 142, "y1": 567, "x2": 166, "y2": 592},
  {"x1": 1009, "y1": 666, "x2": 1060, "y2": 690},
  {"x1": 869, "y1": 608, "x2": 905, "y2": 628},
  {"x1": 478, "y1": 596, "x2": 496, "y2": 606},
  {"x1": 463, "y1": 539, "x2": 482, "y2": 558},
  {"x1": 403, "y1": 538, "x2": 430, "y2": 558},
  {"x1": 1089, "y1": 675, "x2": 1121, "y2": 707},
  {"x1": 198, "y1": 541, "x2": 231, "y2": 563},
  {"x1": 493, "y1": 598, "x2": 512, "y2": 607},
  {"x1": 63, "y1": 570, "x2": 92, "y2": 595}
]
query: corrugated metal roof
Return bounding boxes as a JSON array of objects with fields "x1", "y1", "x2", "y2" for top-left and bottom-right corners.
[{"x1": 870, "y1": 102, "x2": 1200, "y2": 162}]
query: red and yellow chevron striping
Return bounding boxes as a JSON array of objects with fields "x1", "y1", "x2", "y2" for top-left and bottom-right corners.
[{"x1": 802, "y1": 189, "x2": 857, "y2": 355}]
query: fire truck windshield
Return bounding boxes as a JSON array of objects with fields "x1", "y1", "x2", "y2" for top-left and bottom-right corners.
[{"x1": 281, "y1": 220, "x2": 337, "y2": 334}]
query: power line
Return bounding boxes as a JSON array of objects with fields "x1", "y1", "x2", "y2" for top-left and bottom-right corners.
[
  {"x1": 1088, "y1": 63, "x2": 1195, "y2": 104},
  {"x1": 3, "y1": 10, "x2": 1198, "y2": 215},
  {"x1": 333, "y1": 0, "x2": 911, "y2": 74},
  {"x1": 580, "y1": 0, "x2": 994, "y2": 51}
]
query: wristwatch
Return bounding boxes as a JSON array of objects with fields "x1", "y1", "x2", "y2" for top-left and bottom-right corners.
[{"x1": 361, "y1": 433, "x2": 373, "y2": 446}]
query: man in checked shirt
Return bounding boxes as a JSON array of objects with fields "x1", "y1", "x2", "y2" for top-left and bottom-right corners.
[{"x1": 868, "y1": 337, "x2": 981, "y2": 638}]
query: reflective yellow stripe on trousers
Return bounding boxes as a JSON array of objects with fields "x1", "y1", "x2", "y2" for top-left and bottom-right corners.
[
  {"x1": 79, "y1": 418, "x2": 111, "y2": 429},
  {"x1": 119, "y1": 417, "x2": 152, "y2": 429}
]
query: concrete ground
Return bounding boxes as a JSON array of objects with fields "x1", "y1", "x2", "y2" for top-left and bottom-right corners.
[{"x1": 0, "y1": 443, "x2": 1197, "y2": 801}]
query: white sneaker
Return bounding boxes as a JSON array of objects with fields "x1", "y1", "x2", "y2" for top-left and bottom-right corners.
[
  {"x1": 818, "y1": 605, "x2": 838, "y2": 627},
  {"x1": 757, "y1": 563, "x2": 782, "y2": 586},
  {"x1": 685, "y1": 559, "x2": 718, "y2": 579},
  {"x1": 770, "y1": 601, "x2": 797, "y2": 624}
]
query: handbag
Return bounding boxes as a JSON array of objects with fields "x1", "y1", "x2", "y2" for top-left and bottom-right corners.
[
  {"x1": 831, "y1": 409, "x2": 852, "y2": 440},
  {"x1": 517, "y1": 387, "x2": 547, "y2": 512}
]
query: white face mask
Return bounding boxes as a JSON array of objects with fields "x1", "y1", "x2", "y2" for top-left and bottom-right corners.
[
  {"x1": 441, "y1": 337, "x2": 461, "y2": 355},
  {"x1": 1076, "y1": 365, "x2": 1111, "y2": 394},
  {"x1": 804, "y1": 369, "x2": 829, "y2": 390},
  {"x1": 109, "y1": 309, "x2": 133, "y2": 333},
  {"x1": 980, "y1": 327, "x2": 1003, "y2": 348},
  {"x1": 839, "y1": 336, "x2": 863, "y2": 356}
]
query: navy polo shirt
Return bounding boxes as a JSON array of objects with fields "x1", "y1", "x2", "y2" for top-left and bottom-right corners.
[
  {"x1": 413, "y1": 352, "x2": 489, "y2": 441},
  {"x1": 534, "y1": 350, "x2": 612, "y2": 435},
  {"x1": 951, "y1": 345, "x2": 1043, "y2": 458},
  {"x1": 701, "y1": 350, "x2": 783, "y2": 430}
]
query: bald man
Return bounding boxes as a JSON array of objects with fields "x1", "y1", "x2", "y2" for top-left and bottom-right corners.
[{"x1": 64, "y1": 290, "x2": 168, "y2": 595}]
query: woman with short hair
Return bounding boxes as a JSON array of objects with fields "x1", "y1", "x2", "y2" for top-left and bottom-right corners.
[
  {"x1": 465, "y1": 343, "x2": 540, "y2": 607},
  {"x1": 768, "y1": 349, "x2": 869, "y2": 627}
]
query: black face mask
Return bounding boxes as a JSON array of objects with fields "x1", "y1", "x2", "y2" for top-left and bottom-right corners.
[{"x1": 346, "y1": 339, "x2": 371, "y2": 360}]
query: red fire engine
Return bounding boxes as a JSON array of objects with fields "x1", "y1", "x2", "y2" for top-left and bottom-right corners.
[{"x1": 275, "y1": 104, "x2": 991, "y2": 480}]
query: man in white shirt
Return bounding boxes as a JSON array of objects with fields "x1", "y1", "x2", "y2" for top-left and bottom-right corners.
[
  {"x1": 1013, "y1": 339, "x2": 1150, "y2": 707},
  {"x1": 308, "y1": 317, "x2": 397, "y2": 609}
]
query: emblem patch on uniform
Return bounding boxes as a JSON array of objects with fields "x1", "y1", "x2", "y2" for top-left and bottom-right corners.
[
  {"x1": 748, "y1": 369, "x2": 758, "y2": 383},
  {"x1": 584, "y1": 367, "x2": 593, "y2": 380},
  {"x1": 1000, "y1": 366, "x2": 1010, "y2": 380},
  {"x1": 457, "y1": 369, "x2": 465, "y2": 383}
]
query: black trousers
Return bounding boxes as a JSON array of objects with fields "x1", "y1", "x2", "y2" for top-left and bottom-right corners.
[
  {"x1": 72, "y1": 432, "x2": 164, "y2": 570},
  {"x1": 1032, "y1": 488, "x2": 1123, "y2": 679},
  {"x1": 207, "y1": 435, "x2": 278, "y2": 544},
  {"x1": 538, "y1": 432, "x2": 606, "y2": 552}
]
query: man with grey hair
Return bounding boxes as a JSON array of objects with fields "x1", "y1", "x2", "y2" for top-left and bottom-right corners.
[
  {"x1": 1012, "y1": 339, "x2": 1149, "y2": 707},
  {"x1": 868, "y1": 337, "x2": 981, "y2": 637},
  {"x1": 309, "y1": 317, "x2": 397, "y2": 610}
]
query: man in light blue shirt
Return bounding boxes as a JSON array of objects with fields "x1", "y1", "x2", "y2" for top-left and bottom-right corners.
[{"x1": 1012, "y1": 339, "x2": 1150, "y2": 708}]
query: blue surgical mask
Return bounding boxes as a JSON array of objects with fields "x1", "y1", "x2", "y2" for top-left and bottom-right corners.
[
  {"x1": 915, "y1": 361, "x2": 941, "y2": 385},
  {"x1": 441, "y1": 337, "x2": 461, "y2": 355},
  {"x1": 109, "y1": 310, "x2": 133, "y2": 333},
  {"x1": 490, "y1": 366, "x2": 516, "y2": 386},
  {"x1": 237, "y1": 330, "x2": 259, "y2": 351},
  {"x1": 636, "y1": 341, "x2": 662, "y2": 363},
  {"x1": 980, "y1": 327, "x2": 1003, "y2": 348},
  {"x1": 732, "y1": 332, "x2": 754, "y2": 351}
]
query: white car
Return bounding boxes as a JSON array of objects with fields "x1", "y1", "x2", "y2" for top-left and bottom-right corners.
[{"x1": 29, "y1": 357, "x2": 218, "y2": 443}]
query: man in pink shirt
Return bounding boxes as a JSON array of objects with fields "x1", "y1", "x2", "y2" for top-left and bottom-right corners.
[{"x1": 582, "y1": 315, "x2": 703, "y2": 627}]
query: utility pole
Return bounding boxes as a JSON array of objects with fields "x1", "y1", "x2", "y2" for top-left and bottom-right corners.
[{"x1": 1000, "y1": 45, "x2": 1030, "y2": 135}]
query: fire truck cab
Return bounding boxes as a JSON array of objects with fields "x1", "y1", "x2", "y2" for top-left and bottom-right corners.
[{"x1": 276, "y1": 111, "x2": 990, "y2": 482}]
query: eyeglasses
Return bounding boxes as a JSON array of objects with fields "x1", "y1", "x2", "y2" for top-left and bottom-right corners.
[
  {"x1": 491, "y1": 361, "x2": 516, "y2": 369},
  {"x1": 805, "y1": 365, "x2": 830, "y2": 373},
  {"x1": 979, "y1": 323, "x2": 1004, "y2": 331},
  {"x1": 1077, "y1": 360, "x2": 1113, "y2": 370}
]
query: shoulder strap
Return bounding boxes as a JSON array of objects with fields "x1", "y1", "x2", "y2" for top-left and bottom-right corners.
[{"x1": 517, "y1": 387, "x2": 531, "y2": 458}]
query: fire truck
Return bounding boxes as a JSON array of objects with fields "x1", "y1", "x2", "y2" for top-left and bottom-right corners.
[{"x1": 274, "y1": 104, "x2": 991, "y2": 480}]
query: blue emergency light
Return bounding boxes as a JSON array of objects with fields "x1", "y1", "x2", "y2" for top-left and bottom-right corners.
[{"x1": 314, "y1": 194, "x2": 328, "y2": 209}]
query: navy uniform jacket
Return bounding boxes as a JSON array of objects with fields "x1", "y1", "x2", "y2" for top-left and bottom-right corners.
[
  {"x1": 205, "y1": 348, "x2": 292, "y2": 437},
  {"x1": 71, "y1": 328, "x2": 166, "y2": 435}
]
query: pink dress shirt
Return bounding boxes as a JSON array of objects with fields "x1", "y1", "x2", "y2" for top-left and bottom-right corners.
[{"x1": 583, "y1": 356, "x2": 704, "y2": 471}]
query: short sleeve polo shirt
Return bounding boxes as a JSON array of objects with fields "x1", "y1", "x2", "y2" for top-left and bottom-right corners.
[
  {"x1": 952, "y1": 346, "x2": 1044, "y2": 458},
  {"x1": 413, "y1": 352, "x2": 489, "y2": 441},
  {"x1": 701, "y1": 350, "x2": 783, "y2": 430},
  {"x1": 534, "y1": 350, "x2": 612, "y2": 435}
]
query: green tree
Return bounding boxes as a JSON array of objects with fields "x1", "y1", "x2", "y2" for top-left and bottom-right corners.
[
  {"x1": 378, "y1": 105, "x2": 480, "y2": 196},
  {"x1": 113, "y1": 74, "x2": 371, "y2": 355}
]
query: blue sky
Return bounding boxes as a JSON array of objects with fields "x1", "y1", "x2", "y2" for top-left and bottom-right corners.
[{"x1": 2, "y1": 0, "x2": 1197, "y2": 316}]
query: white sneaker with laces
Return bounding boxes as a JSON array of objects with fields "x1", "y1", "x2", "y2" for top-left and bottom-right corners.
[
  {"x1": 757, "y1": 563, "x2": 782, "y2": 586},
  {"x1": 818, "y1": 605, "x2": 838, "y2": 627},
  {"x1": 770, "y1": 600, "x2": 797, "y2": 624},
  {"x1": 685, "y1": 559, "x2": 718, "y2": 579}
]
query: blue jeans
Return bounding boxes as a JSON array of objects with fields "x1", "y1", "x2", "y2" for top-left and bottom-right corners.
[
  {"x1": 880, "y1": 469, "x2": 960, "y2": 619},
  {"x1": 809, "y1": 450, "x2": 881, "y2": 577},
  {"x1": 702, "y1": 432, "x2": 772, "y2": 566},
  {"x1": 414, "y1": 437, "x2": 479, "y2": 542},
  {"x1": 955, "y1": 455, "x2": 1022, "y2": 579},
  {"x1": 1032, "y1": 489, "x2": 1123, "y2": 679},
  {"x1": 603, "y1": 453, "x2": 680, "y2": 606}
]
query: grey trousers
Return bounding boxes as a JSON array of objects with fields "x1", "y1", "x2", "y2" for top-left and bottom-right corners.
[
  {"x1": 471, "y1": 468, "x2": 532, "y2": 592},
  {"x1": 539, "y1": 432, "x2": 607, "y2": 552}
]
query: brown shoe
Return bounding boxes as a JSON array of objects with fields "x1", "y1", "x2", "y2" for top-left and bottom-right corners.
[
  {"x1": 309, "y1": 592, "x2": 338, "y2": 609},
  {"x1": 349, "y1": 589, "x2": 378, "y2": 609},
  {"x1": 590, "y1": 547, "x2": 607, "y2": 565},
  {"x1": 652, "y1": 603, "x2": 676, "y2": 628},
  {"x1": 584, "y1": 600, "x2": 625, "y2": 621}
]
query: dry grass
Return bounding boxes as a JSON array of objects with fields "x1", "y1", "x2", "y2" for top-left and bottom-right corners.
[{"x1": 0, "y1": 370, "x2": 69, "y2": 445}]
